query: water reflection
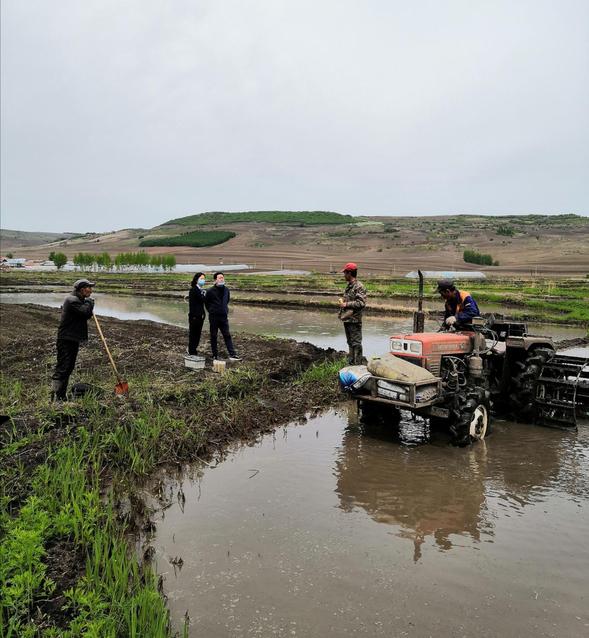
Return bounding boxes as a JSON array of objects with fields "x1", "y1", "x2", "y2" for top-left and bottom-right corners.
[
  {"x1": 334, "y1": 405, "x2": 588, "y2": 562},
  {"x1": 144, "y1": 408, "x2": 589, "y2": 636},
  {"x1": 335, "y1": 407, "x2": 489, "y2": 561}
]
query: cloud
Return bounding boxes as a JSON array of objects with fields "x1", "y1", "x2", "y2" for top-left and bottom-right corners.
[{"x1": 1, "y1": 0, "x2": 588, "y2": 231}]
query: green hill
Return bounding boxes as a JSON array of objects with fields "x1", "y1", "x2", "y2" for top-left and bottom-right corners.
[{"x1": 162, "y1": 211, "x2": 357, "y2": 227}]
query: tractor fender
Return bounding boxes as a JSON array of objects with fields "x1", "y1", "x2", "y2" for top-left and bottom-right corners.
[{"x1": 505, "y1": 335, "x2": 554, "y2": 352}]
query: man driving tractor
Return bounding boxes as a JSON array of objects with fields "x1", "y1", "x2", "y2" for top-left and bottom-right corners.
[{"x1": 437, "y1": 279, "x2": 481, "y2": 329}]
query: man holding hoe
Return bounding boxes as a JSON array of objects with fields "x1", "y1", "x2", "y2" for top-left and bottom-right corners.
[{"x1": 51, "y1": 278, "x2": 95, "y2": 401}]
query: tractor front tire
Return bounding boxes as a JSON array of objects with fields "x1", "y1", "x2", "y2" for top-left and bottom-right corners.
[{"x1": 450, "y1": 386, "x2": 491, "y2": 446}]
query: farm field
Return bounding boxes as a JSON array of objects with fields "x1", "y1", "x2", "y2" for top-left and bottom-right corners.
[{"x1": 1, "y1": 303, "x2": 587, "y2": 636}]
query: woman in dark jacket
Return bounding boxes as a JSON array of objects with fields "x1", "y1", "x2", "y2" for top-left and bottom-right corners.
[{"x1": 187, "y1": 272, "x2": 207, "y2": 355}]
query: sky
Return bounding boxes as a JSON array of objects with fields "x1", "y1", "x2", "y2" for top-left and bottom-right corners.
[{"x1": 1, "y1": 0, "x2": 588, "y2": 233}]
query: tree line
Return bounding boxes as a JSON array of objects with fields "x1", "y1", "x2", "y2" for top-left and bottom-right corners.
[
  {"x1": 48, "y1": 251, "x2": 176, "y2": 271},
  {"x1": 463, "y1": 249, "x2": 499, "y2": 267}
]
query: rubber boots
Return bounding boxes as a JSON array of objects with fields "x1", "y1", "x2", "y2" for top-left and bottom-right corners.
[
  {"x1": 51, "y1": 379, "x2": 67, "y2": 402},
  {"x1": 352, "y1": 345, "x2": 364, "y2": 366}
]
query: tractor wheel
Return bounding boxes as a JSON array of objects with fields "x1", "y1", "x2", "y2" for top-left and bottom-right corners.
[
  {"x1": 509, "y1": 347, "x2": 554, "y2": 423},
  {"x1": 450, "y1": 386, "x2": 491, "y2": 446}
]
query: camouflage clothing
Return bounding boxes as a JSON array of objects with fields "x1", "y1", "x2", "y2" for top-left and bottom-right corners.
[
  {"x1": 339, "y1": 279, "x2": 366, "y2": 365},
  {"x1": 339, "y1": 279, "x2": 367, "y2": 324},
  {"x1": 344, "y1": 322, "x2": 363, "y2": 365}
]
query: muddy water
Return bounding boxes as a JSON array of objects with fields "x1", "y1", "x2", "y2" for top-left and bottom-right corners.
[
  {"x1": 148, "y1": 407, "x2": 589, "y2": 637},
  {"x1": 0, "y1": 292, "x2": 585, "y2": 358}
]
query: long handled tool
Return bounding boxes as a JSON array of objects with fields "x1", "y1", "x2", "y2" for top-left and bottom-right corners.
[{"x1": 93, "y1": 314, "x2": 129, "y2": 395}]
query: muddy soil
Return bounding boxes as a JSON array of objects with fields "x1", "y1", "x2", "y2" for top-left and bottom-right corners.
[{"x1": 1, "y1": 303, "x2": 336, "y2": 383}]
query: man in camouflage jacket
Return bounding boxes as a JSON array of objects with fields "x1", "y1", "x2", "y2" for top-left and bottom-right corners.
[{"x1": 338, "y1": 262, "x2": 367, "y2": 365}]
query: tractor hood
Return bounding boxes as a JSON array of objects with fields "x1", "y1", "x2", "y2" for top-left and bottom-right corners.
[{"x1": 390, "y1": 332, "x2": 473, "y2": 357}]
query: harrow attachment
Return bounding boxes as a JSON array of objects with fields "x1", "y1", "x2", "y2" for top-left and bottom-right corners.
[{"x1": 535, "y1": 354, "x2": 589, "y2": 428}]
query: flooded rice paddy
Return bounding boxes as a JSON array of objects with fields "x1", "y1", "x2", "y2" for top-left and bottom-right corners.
[
  {"x1": 0, "y1": 292, "x2": 586, "y2": 358},
  {"x1": 148, "y1": 407, "x2": 589, "y2": 637},
  {"x1": 2, "y1": 293, "x2": 588, "y2": 636}
]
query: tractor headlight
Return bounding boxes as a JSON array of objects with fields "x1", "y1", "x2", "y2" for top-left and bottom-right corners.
[
  {"x1": 409, "y1": 342, "x2": 422, "y2": 354},
  {"x1": 391, "y1": 340, "x2": 403, "y2": 351}
]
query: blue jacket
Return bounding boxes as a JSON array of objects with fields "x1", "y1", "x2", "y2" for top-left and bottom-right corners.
[
  {"x1": 205, "y1": 285, "x2": 230, "y2": 317},
  {"x1": 444, "y1": 289, "x2": 480, "y2": 323}
]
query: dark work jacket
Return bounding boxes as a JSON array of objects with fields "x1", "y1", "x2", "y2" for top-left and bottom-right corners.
[
  {"x1": 444, "y1": 289, "x2": 480, "y2": 323},
  {"x1": 188, "y1": 287, "x2": 206, "y2": 319},
  {"x1": 205, "y1": 285, "x2": 230, "y2": 317},
  {"x1": 57, "y1": 293, "x2": 95, "y2": 342}
]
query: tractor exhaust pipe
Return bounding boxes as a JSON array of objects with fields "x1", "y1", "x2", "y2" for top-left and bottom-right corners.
[{"x1": 412, "y1": 269, "x2": 425, "y2": 333}]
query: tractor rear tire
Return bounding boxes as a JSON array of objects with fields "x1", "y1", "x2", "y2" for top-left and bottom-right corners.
[
  {"x1": 450, "y1": 386, "x2": 491, "y2": 446},
  {"x1": 509, "y1": 347, "x2": 554, "y2": 423}
]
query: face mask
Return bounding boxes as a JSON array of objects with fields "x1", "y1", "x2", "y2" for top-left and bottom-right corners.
[
  {"x1": 216, "y1": 281, "x2": 225, "y2": 287},
  {"x1": 197, "y1": 278, "x2": 205, "y2": 287}
]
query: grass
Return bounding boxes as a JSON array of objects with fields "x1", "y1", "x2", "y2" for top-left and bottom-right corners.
[
  {"x1": 0, "y1": 386, "x2": 176, "y2": 636},
  {"x1": 139, "y1": 230, "x2": 236, "y2": 248},
  {"x1": 296, "y1": 358, "x2": 347, "y2": 384}
]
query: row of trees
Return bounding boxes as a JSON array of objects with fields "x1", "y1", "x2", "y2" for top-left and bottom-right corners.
[
  {"x1": 112, "y1": 252, "x2": 177, "y2": 270},
  {"x1": 463, "y1": 249, "x2": 499, "y2": 266},
  {"x1": 47, "y1": 251, "x2": 177, "y2": 271}
]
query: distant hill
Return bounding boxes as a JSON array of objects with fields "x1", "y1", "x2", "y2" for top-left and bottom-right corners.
[
  {"x1": 1, "y1": 214, "x2": 588, "y2": 276},
  {"x1": 0, "y1": 229, "x2": 76, "y2": 249},
  {"x1": 162, "y1": 211, "x2": 357, "y2": 227}
]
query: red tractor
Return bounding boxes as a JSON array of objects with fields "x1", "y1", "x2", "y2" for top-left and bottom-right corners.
[{"x1": 339, "y1": 272, "x2": 589, "y2": 445}]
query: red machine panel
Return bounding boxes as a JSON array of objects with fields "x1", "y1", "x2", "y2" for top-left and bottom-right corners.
[{"x1": 390, "y1": 332, "x2": 473, "y2": 357}]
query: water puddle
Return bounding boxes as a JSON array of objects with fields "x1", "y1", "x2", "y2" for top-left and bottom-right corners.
[{"x1": 146, "y1": 408, "x2": 589, "y2": 637}]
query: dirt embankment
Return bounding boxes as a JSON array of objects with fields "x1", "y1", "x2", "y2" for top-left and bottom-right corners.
[
  {"x1": 1, "y1": 304, "x2": 338, "y2": 385},
  {"x1": 0, "y1": 304, "x2": 344, "y2": 631}
]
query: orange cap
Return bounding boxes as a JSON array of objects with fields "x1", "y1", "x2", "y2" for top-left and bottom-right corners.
[{"x1": 341, "y1": 262, "x2": 358, "y2": 272}]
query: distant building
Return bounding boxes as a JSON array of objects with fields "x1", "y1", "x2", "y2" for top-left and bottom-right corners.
[
  {"x1": 2, "y1": 258, "x2": 27, "y2": 268},
  {"x1": 405, "y1": 270, "x2": 486, "y2": 280}
]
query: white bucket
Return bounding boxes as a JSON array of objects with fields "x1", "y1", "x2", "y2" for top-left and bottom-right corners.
[{"x1": 184, "y1": 355, "x2": 205, "y2": 370}]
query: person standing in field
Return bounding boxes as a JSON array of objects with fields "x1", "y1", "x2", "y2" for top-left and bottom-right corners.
[
  {"x1": 338, "y1": 262, "x2": 367, "y2": 365},
  {"x1": 205, "y1": 272, "x2": 241, "y2": 361},
  {"x1": 51, "y1": 278, "x2": 95, "y2": 400},
  {"x1": 187, "y1": 272, "x2": 207, "y2": 355}
]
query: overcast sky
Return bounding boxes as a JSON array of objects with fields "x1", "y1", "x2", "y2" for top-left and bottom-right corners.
[{"x1": 1, "y1": 0, "x2": 588, "y2": 232}]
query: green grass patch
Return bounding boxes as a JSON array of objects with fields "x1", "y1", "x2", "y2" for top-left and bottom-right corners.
[
  {"x1": 139, "y1": 230, "x2": 236, "y2": 248},
  {"x1": 296, "y1": 357, "x2": 347, "y2": 384}
]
